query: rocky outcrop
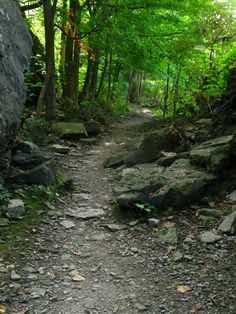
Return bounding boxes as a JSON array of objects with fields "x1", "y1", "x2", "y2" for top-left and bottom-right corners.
[
  {"x1": 114, "y1": 159, "x2": 216, "y2": 209},
  {"x1": 124, "y1": 131, "x2": 178, "y2": 166},
  {"x1": 190, "y1": 135, "x2": 236, "y2": 172},
  {"x1": 0, "y1": 1, "x2": 32, "y2": 157}
]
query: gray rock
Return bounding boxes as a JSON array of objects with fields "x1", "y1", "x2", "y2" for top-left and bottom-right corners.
[
  {"x1": 0, "y1": 266, "x2": 8, "y2": 273},
  {"x1": 156, "y1": 152, "x2": 178, "y2": 167},
  {"x1": 197, "y1": 208, "x2": 223, "y2": 218},
  {"x1": 66, "y1": 208, "x2": 105, "y2": 219},
  {"x1": 12, "y1": 149, "x2": 54, "y2": 170},
  {"x1": 84, "y1": 119, "x2": 101, "y2": 135},
  {"x1": 218, "y1": 209, "x2": 236, "y2": 235},
  {"x1": 199, "y1": 230, "x2": 222, "y2": 243},
  {"x1": 0, "y1": 150, "x2": 11, "y2": 170},
  {"x1": 17, "y1": 141, "x2": 38, "y2": 153},
  {"x1": 190, "y1": 135, "x2": 236, "y2": 172},
  {"x1": 0, "y1": 0, "x2": 32, "y2": 157},
  {"x1": 6, "y1": 199, "x2": 25, "y2": 219},
  {"x1": 114, "y1": 159, "x2": 215, "y2": 209},
  {"x1": 29, "y1": 287, "x2": 46, "y2": 299},
  {"x1": 124, "y1": 131, "x2": 178, "y2": 166},
  {"x1": 226, "y1": 191, "x2": 236, "y2": 203},
  {"x1": 10, "y1": 270, "x2": 21, "y2": 281},
  {"x1": 80, "y1": 138, "x2": 97, "y2": 145},
  {"x1": 157, "y1": 227, "x2": 178, "y2": 244},
  {"x1": 60, "y1": 220, "x2": 76, "y2": 229},
  {"x1": 103, "y1": 153, "x2": 125, "y2": 168},
  {"x1": 148, "y1": 218, "x2": 160, "y2": 228},
  {"x1": 51, "y1": 122, "x2": 87, "y2": 139},
  {"x1": 106, "y1": 224, "x2": 127, "y2": 231},
  {"x1": 50, "y1": 144, "x2": 70, "y2": 154},
  {"x1": 9, "y1": 159, "x2": 56, "y2": 185},
  {"x1": 0, "y1": 218, "x2": 9, "y2": 226}
]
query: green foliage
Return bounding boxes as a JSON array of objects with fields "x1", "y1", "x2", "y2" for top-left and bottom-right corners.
[
  {"x1": 135, "y1": 203, "x2": 157, "y2": 215},
  {"x1": 0, "y1": 184, "x2": 12, "y2": 204},
  {"x1": 22, "y1": 0, "x2": 236, "y2": 119}
]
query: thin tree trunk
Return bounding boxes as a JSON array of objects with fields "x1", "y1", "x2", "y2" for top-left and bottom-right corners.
[
  {"x1": 126, "y1": 70, "x2": 134, "y2": 110},
  {"x1": 173, "y1": 66, "x2": 181, "y2": 116},
  {"x1": 42, "y1": 0, "x2": 57, "y2": 120},
  {"x1": 80, "y1": 52, "x2": 93, "y2": 101},
  {"x1": 106, "y1": 50, "x2": 113, "y2": 105},
  {"x1": 137, "y1": 71, "x2": 144, "y2": 104},
  {"x1": 163, "y1": 63, "x2": 170, "y2": 117},
  {"x1": 96, "y1": 51, "x2": 108, "y2": 99},
  {"x1": 90, "y1": 48, "x2": 100, "y2": 100}
]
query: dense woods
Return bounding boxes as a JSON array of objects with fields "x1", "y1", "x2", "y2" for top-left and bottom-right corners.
[{"x1": 19, "y1": 0, "x2": 236, "y2": 120}]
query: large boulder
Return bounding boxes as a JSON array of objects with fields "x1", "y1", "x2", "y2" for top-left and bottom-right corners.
[
  {"x1": 0, "y1": 1, "x2": 32, "y2": 156},
  {"x1": 12, "y1": 149, "x2": 54, "y2": 170},
  {"x1": 124, "y1": 130, "x2": 178, "y2": 166},
  {"x1": 51, "y1": 122, "x2": 87, "y2": 139},
  {"x1": 114, "y1": 159, "x2": 216, "y2": 209},
  {"x1": 190, "y1": 135, "x2": 236, "y2": 172}
]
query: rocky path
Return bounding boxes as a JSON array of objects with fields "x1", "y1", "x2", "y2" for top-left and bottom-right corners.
[{"x1": 1, "y1": 113, "x2": 236, "y2": 314}]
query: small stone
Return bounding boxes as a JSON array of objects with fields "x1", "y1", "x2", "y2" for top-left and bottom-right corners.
[
  {"x1": 29, "y1": 287, "x2": 46, "y2": 298},
  {"x1": 6, "y1": 199, "x2": 25, "y2": 219},
  {"x1": 218, "y1": 209, "x2": 236, "y2": 235},
  {"x1": 148, "y1": 218, "x2": 160, "y2": 228},
  {"x1": 10, "y1": 270, "x2": 21, "y2": 281},
  {"x1": 106, "y1": 224, "x2": 127, "y2": 231},
  {"x1": 173, "y1": 251, "x2": 183, "y2": 261},
  {"x1": 134, "y1": 303, "x2": 146, "y2": 311},
  {"x1": 50, "y1": 144, "x2": 70, "y2": 154},
  {"x1": 227, "y1": 191, "x2": 236, "y2": 203},
  {"x1": 199, "y1": 230, "x2": 222, "y2": 243},
  {"x1": 197, "y1": 208, "x2": 223, "y2": 218},
  {"x1": 60, "y1": 220, "x2": 76, "y2": 229},
  {"x1": 158, "y1": 227, "x2": 178, "y2": 244},
  {"x1": 0, "y1": 218, "x2": 9, "y2": 227},
  {"x1": 22, "y1": 266, "x2": 36, "y2": 273},
  {"x1": 0, "y1": 266, "x2": 8, "y2": 273},
  {"x1": 130, "y1": 247, "x2": 139, "y2": 253},
  {"x1": 26, "y1": 274, "x2": 38, "y2": 282},
  {"x1": 129, "y1": 220, "x2": 139, "y2": 226},
  {"x1": 61, "y1": 254, "x2": 71, "y2": 261},
  {"x1": 66, "y1": 208, "x2": 105, "y2": 219}
]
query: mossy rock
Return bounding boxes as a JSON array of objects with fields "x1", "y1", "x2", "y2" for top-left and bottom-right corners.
[{"x1": 51, "y1": 122, "x2": 87, "y2": 139}]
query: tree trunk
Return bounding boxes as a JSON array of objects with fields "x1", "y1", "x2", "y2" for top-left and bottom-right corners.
[
  {"x1": 90, "y1": 48, "x2": 100, "y2": 100},
  {"x1": 40, "y1": 0, "x2": 57, "y2": 120},
  {"x1": 126, "y1": 70, "x2": 134, "y2": 110},
  {"x1": 163, "y1": 63, "x2": 170, "y2": 117},
  {"x1": 173, "y1": 66, "x2": 181, "y2": 116},
  {"x1": 96, "y1": 51, "x2": 108, "y2": 99},
  {"x1": 106, "y1": 50, "x2": 113, "y2": 105},
  {"x1": 137, "y1": 71, "x2": 144, "y2": 104},
  {"x1": 80, "y1": 52, "x2": 93, "y2": 101},
  {"x1": 63, "y1": 0, "x2": 81, "y2": 109}
]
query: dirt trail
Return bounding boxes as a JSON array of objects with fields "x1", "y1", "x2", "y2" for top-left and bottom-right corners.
[{"x1": 1, "y1": 113, "x2": 235, "y2": 314}]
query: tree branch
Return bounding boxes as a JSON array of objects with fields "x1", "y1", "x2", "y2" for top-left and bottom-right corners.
[{"x1": 20, "y1": 0, "x2": 44, "y2": 12}]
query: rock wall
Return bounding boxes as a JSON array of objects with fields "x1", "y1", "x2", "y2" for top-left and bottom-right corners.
[{"x1": 0, "y1": 0, "x2": 32, "y2": 158}]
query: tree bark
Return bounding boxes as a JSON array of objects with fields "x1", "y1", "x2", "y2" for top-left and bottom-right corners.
[
  {"x1": 41, "y1": 0, "x2": 57, "y2": 120},
  {"x1": 163, "y1": 63, "x2": 170, "y2": 117}
]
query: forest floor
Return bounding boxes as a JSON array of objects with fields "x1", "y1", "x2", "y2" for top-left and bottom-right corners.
[{"x1": 0, "y1": 112, "x2": 235, "y2": 314}]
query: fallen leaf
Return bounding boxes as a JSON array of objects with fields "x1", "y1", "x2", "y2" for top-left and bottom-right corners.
[
  {"x1": 163, "y1": 221, "x2": 175, "y2": 228},
  {"x1": 190, "y1": 303, "x2": 203, "y2": 312},
  {"x1": 72, "y1": 274, "x2": 85, "y2": 282},
  {"x1": 0, "y1": 305, "x2": 6, "y2": 313},
  {"x1": 176, "y1": 285, "x2": 192, "y2": 293},
  {"x1": 12, "y1": 311, "x2": 28, "y2": 314}
]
